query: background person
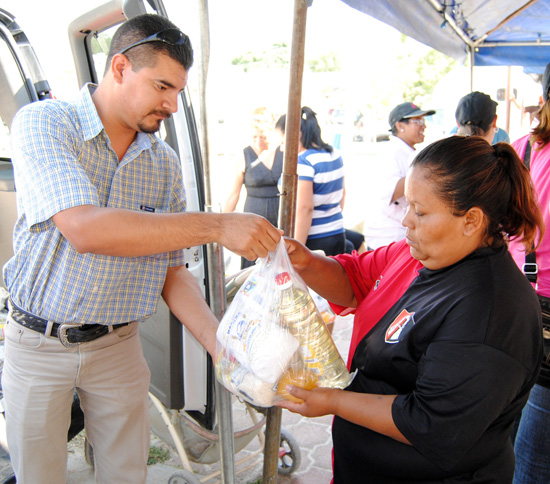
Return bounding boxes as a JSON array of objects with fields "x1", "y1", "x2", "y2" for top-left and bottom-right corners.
[
  {"x1": 295, "y1": 107, "x2": 346, "y2": 255},
  {"x1": 509, "y1": 61, "x2": 550, "y2": 484},
  {"x1": 1, "y1": 14, "x2": 280, "y2": 484},
  {"x1": 362, "y1": 101, "x2": 434, "y2": 250},
  {"x1": 276, "y1": 109, "x2": 363, "y2": 255},
  {"x1": 223, "y1": 108, "x2": 283, "y2": 269},
  {"x1": 277, "y1": 135, "x2": 543, "y2": 483},
  {"x1": 453, "y1": 91, "x2": 504, "y2": 144},
  {"x1": 449, "y1": 123, "x2": 510, "y2": 143}
]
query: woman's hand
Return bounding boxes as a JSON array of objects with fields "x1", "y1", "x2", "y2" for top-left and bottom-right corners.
[
  {"x1": 283, "y1": 236, "x2": 356, "y2": 308},
  {"x1": 284, "y1": 237, "x2": 313, "y2": 272},
  {"x1": 274, "y1": 385, "x2": 338, "y2": 418},
  {"x1": 276, "y1": 384, "x2": 411, "y2": 445}
]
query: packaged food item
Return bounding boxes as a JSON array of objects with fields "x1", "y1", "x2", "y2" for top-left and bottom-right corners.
[
  {"x1": 311, "y1": 288, "x2": 336, "y2": 334},
  {"x1": 216, "y1": 241, "x2": 352, "y2": 407},
  {"x1": 276, "y1": 367, "x2": 319, "y2": 403},
  {"x1": 275, "y1": 271, "x2": 352, "y2": 389}
]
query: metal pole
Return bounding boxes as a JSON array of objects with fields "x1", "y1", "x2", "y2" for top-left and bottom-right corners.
[
  {"x1": 469, "y1": 46, "x2": 474, "y2": 92},
  {"x1": 196, "y1": 0, "x2": 236, "y2": 482},
  {"x1": 262, "y1": 0, "x2": 310, "y2": 482},
  {"x1": 506, "y1": 65, "x2": 512, "y2": 134}
]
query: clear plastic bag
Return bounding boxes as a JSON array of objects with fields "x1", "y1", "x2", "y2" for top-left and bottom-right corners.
[{"x1": 215, "y1": 240, "x2": 353, "y2": 407}]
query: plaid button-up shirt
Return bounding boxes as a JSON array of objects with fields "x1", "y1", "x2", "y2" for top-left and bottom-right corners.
[{"x1": 4, "y1": 84, "x2": 186, "y2": 325}]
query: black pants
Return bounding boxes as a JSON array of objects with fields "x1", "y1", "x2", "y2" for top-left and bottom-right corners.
[
  {"x1": 344, "y1": 229, "x2": 365, "y2": 253},
  {"x1": 306, "y1": 232, "x2": 347, "y2": 256}
]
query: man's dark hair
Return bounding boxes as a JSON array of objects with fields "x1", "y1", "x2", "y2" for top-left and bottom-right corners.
[{"x1": 106, "y1": 14, "x2": 193, "y2": 75}]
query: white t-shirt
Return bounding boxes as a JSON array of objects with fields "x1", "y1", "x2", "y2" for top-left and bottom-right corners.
[{"x1": 363, "y1": 136, "x2": 415, "y2": 249}]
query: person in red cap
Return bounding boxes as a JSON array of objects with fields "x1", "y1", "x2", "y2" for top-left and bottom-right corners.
[{"x1": 362, "y1": 102, "x2": 435, "y2": 250}]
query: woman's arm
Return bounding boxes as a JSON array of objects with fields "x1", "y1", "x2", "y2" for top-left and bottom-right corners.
[
  {"x1": 294, "y1": 179, "x2": 314, "y2": 245},
  {"x1": 276, "y1": 385, "x2": 410, "y2": 445},
  {"x1": 222, "y1": 158, "x2": 246, "y2": 213},
  {"x1": 285, "y1": 237, "x2": 356, "y2": 308},
  {"x1": 340, "y1": 179, "x2": 346, "y2": 210}
]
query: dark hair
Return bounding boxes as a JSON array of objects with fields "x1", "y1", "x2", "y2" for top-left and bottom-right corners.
[
  {"x1": 530, "y1": 100, "x2": 550, "y2": 149},
  {"x1": 456, "y1": 124, "x2": 487, "y2": 137},
  {"x1": 273, "y1": 109, "x2": 333, "y2": 153},
  {"x1": 300, "y1": 107, "x2": 333, "y2": 153},
  {"x1": 412, "y1": 136, "x2": 544, "y2": 251},
  {"x1": 275, "y1": 114, "x2": 286, "y2": 132},
  {"x1": 106, "y1": 14, "x2": 193, "y2": 74}
]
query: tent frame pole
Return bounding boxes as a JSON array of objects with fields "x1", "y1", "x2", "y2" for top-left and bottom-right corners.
[
  {"x1": 196, "y1": 0, "x2": 237, "y2": 482},
  {"x1": 262, "y1": 0, "x2": 310, "y2": 482},
  {"x1": 469, "y1": 46, "x2": 474, "y2": 92}
]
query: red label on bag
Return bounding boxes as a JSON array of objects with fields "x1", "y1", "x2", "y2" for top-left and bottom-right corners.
[
  {"x1": 275, "y1": 272, "x2": 291, "y2": 288},
  {"x1": 275, "y1": 272, "x2": 291, "y2": 285}
]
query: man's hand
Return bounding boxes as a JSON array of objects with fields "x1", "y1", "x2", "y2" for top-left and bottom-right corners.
[{"x1": 219, "y1": 213, "x2": 282, "y2": 261}]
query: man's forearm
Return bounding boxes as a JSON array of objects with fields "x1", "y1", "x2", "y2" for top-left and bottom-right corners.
[{"x1": 53, "y1": 205, "x2": 281, "y2": 259}]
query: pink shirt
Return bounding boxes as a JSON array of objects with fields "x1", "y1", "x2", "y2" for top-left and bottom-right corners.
[{"x1": 509, "y1": 135, "x2": 550, "y2": 297}]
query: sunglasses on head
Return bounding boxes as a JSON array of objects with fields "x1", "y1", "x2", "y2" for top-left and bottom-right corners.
[{"x1": 117, "y1": 28, "x2": 188, "y2": 56}]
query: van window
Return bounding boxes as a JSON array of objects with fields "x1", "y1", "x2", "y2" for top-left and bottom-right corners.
[
  {"x1": 0, "y1": 34, "x2": 26, "y2": 160},
  {"x1": 89, "y1": 24, "x2": 117, "y2": 83},
  {"x1": 0, "y1": 17, "x2": 49, "y2": 161},
  {"x1": 0, "y1": 117, "x2": 9, "y2": 161}
]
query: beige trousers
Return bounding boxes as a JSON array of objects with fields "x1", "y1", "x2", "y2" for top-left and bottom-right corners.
[{"x1": 2, "y1": 318, "x2": 151, "y2": 484}]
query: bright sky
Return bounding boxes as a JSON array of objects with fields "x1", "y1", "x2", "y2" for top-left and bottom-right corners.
[
  {"x1": 3, "y1": 0, "x2": 414, "y2": 100},
  {"x1": 4, "y1": 0, "x2": 540, "y2": 139}
]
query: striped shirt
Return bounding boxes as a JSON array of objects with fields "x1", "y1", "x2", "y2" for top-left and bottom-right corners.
[
  {"x1": 3, "y1": 84, "x2": 186, "y2": 324},
  {"x1": 297, "y1": 148, "x2": 344, "y2": 239}
]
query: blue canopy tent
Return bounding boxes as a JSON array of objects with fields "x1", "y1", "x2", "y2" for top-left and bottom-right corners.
[{"x1": 340, "y1": 0, "x2": 550, "y2": 75}]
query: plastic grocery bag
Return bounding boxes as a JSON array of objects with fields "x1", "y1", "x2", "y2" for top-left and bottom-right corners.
[{"x1": 215, "y1": 240, "x2": 353, "y2": 407}]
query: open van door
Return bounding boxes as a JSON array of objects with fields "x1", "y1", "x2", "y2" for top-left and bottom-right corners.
[
  {"x1": 0, "y1": 7, "x2": 55, "y2": 482},
  {"x1": 0, "y1": 2, "x2": 215, "y2": 478},
  {"x1": 0, "y1": 8, "x2": 53, "y2": 288}
]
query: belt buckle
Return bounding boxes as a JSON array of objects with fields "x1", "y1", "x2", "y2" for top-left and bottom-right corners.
[{"x1": 58, "y1": 323, "x2": 83, "y2": 348}]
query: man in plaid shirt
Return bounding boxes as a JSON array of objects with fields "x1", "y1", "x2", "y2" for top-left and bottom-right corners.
[{"x1": 2, "y1": 13, "x2": 280, "y2": 484}]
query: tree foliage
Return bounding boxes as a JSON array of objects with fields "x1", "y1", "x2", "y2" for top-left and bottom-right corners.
[
  {"x1": 232, "y1": 43, "x2": 340, "y2": 73},
  {"x1": 308, "y1": 52, "x2": 340, "y2": 72},
  {"x1": 397, "y1": 34, "x2": 456, "y2": 105},
  {"x1": 231, "y1": 42, "x2": 289, "y2": 72}
]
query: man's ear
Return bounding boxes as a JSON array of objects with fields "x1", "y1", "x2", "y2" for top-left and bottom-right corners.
[
  {"x1": 463, "y1": 207, "x2": 485, "y2": 237},
  {"x1": 111, "y1": 54, "x2": 129, "y2": 83}
]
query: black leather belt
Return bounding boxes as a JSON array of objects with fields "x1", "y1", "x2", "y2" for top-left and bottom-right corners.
[{"x1": 8, "y1": 300, "x2": 130, "y2": 348}]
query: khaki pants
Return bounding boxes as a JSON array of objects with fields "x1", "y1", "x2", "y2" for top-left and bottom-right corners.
[{"x1": 2, "y1": 318, "x2": 151, "y2": 484}]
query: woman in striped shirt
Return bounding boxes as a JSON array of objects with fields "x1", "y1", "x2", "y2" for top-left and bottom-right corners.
[{"x1": 295, "y1": 106, "x2": 346, "y2": 256}]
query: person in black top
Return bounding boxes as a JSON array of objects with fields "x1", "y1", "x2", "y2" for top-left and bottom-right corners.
[
  {"x1": 223, "y1": 109, "x2": 283, "y2": 269},
  {"x1": 277, "y1": 136, "x2": 544, "y2": 483}
]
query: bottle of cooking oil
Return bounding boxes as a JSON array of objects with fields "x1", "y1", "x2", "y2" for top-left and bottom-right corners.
[{"x1": 275, "y1": 272, "x2": 353, "y2": 389}]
